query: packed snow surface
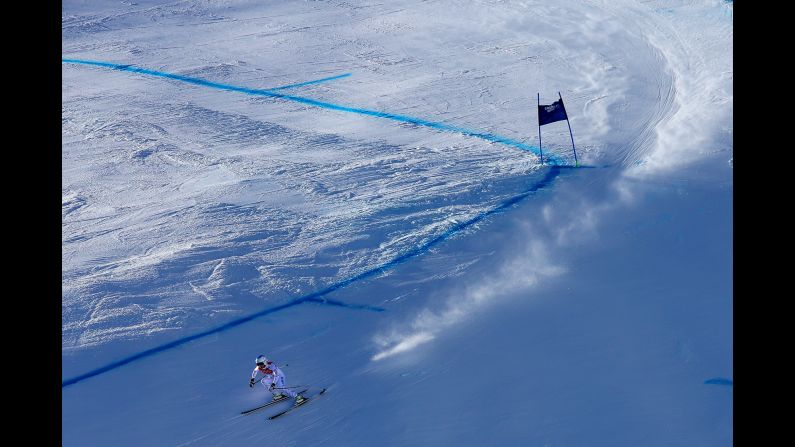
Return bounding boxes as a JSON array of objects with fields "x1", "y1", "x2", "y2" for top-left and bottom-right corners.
[{"x1": 62, "y1": 0, "x2": 732, "y2": 445}]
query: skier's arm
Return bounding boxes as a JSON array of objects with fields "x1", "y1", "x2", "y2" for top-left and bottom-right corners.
[{"x1": 249, "y1": 367, "x2": 261, "y2": 387}]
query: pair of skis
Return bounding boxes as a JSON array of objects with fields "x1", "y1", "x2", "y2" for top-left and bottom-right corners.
[{"x1": 241, "y1": 388, "x2": 327, "y2": 420}]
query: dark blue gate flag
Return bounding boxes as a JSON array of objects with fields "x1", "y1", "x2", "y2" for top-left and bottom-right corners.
[{"x1": 538, "y1": 99, "x2": 568, "y2": 126}]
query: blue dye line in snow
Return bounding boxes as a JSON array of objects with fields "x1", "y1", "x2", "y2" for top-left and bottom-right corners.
[
  {"x1": 268, "y1": 73, "x2": 352, "y2": 90},
  {"x1": 61, "y1": 297, "x2": 382, "y2": 388},
  {"x1": 62, "y1": 167, "x2": 562, "y2": 389},
  {"x1": 62, "y1": 59, "x2": 350, "y2": 93},
  {"x1": 704, "y1": 378, "x2": 733, "y2": 386},
  {"x1": 335, "y1": 166, "x2": 563, "y2": 285},
  {"x1": 62, "y1": 58, "x2": 561, "y2": 163},
  {"x1": 62, "y1": 300, "x2": 301, "y2": 388},
  {"x1": 304, "y1": 297, "x2": 386, "y2": 312}
]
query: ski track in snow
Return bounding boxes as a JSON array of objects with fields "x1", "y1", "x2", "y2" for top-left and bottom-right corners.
[{"x1": 62, "y1": 0, "x2": 731, "y2": 389}]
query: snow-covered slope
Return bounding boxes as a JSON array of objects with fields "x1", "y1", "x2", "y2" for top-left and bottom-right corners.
[{"x1": 62, "y1": 0, "x2": 732, "y2": 445}]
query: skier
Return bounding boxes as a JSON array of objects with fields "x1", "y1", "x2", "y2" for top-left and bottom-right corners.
[{"x1": 249, "y1": 354, "x2": 306, "y2": 405}]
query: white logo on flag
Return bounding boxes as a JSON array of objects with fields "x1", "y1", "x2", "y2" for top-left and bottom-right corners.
[{"x1": 545, "y1": 105, "x2": 557, "y2": 112}]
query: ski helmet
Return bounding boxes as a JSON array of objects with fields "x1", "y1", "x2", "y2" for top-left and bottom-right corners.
[{"x1": 255, "y1": 354, "x2": 269, "y2": 366}]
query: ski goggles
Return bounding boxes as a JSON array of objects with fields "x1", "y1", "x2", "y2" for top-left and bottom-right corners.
[{"x1": 256, "y1": 362, "x2": 266, "y2": 366}]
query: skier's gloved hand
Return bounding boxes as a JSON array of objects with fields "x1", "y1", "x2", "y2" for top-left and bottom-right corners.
[
  {"x1": 269, "y1": 382, "x2": 276, "y2": 391},
  {"x1": 249, "y1": 378, "x2": 256, "y2": 387}
]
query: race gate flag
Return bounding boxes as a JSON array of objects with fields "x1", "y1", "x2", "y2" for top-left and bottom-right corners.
[
  {"x1": 536, "y1": 93, "x2": 578, "y2": 166},
  {"x1": 538, "y1": 99, "x2": 568, "y2": 126}
]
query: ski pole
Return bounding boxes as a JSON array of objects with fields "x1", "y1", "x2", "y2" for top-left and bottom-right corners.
[{"x1": 251, "y1": 381, "x2": 305, "y2": 390}]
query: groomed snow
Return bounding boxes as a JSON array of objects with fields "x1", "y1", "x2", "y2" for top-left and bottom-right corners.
[{"x1": 62, "y1": 0, "x2": 732, "y2": 445}]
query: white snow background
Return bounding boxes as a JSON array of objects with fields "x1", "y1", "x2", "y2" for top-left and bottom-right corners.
[{"x1": 62, "y1": 0, "x2": 732, "y2": 445}]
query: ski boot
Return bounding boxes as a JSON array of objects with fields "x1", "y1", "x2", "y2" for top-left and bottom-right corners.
[
  {"x1": 294, "y1": 394, "x2": 307, "y2": 405},
  {"x1": 272, "y1": 393, "x2": 287, "y2": 401}
]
